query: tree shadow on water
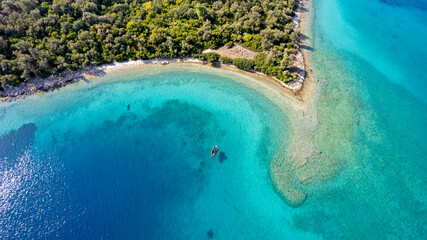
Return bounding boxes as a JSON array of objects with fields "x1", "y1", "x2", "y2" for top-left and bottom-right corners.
[
  {"x1": 300, "y1": 33, "x2": 309, "y2": 41},
  {"x1": 300, "y1": 45, "x2": 314, "y2": 51}
]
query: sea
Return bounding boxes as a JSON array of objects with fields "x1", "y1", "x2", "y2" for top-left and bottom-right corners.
[
  {"x1": 294, "y1": 0, "x2": 427, "y2": 238},
  {"x1": 1, "y1": 0, "x2": 426, "y2": 239}
]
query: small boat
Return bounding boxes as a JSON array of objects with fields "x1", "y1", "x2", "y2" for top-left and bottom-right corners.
[{"x1": 211, "y1": 146, "x2": 219, "y2": 156}]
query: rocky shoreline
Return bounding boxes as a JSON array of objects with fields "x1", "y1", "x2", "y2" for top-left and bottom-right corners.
[
  {"x1": 289, "y1": 0, "x2": 306, "y2": 92},
  {"x1": 0, "y1": 69, "x2": 88, "y2": 101},
  {"x1": 0, "y1": 58, "x2": 203, "y2": 101}
]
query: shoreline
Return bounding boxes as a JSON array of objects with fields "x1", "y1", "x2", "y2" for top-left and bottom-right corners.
[
  {"x1": 0, "y1": 1, "x2": 307, "y2": 102},
  {"x1": 0, "y1": 56, "x2": 304, "y2": 102},
  {"x1": 290, "y1": 0, "x2": 307, "y2": 92},
  {"x1": 0, "y1": 58, "x2": 203, "y2": 101}
]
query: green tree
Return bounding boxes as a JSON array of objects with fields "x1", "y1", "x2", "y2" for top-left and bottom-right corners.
[
  {"x1": 126, "y1": 21, "x2": 140, "y2": 33},
  {"x1": 253, "y1": 53, "x2": 267, "y2": 70},
  {"x1": 232, "y1": 58, "x2": 255, "y2": 70},
  {"x1": 219, "y1": 56, "x2": 233, "y2": 64}
]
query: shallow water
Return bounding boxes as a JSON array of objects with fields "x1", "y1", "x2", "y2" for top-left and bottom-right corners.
[{"x1": 290, "y1": 0, "x2": 427, "y2": 238}]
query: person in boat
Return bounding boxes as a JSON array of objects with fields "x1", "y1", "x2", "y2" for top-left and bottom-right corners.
[{"x1": 211, "y1": 146, "x2": 219, "y2": 156}]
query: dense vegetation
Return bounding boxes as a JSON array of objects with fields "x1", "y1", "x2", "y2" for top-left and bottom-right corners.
[
  {"x1": 195, "y1": 52, "x2": 220, "y2": 63},
  {"x1": 0, "y1": 0, "x2": 300, "y2": 87}
]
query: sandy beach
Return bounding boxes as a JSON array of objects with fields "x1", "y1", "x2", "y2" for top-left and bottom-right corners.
[{"x1": 0, "y1": 54, "x2": 305, "y2": 101}]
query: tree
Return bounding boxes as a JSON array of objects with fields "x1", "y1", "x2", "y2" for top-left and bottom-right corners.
[
  {"x1": 196, "y1": 5, "x2": 211, "y2": 20},
  {"x1": 126, "y1": 21, "x2": 140, "y2": 33},
  {"x1": 253, "y1": 53, "x2": 267, "y2": 71},
  {"x1": 196, "y1": 53, "x2": 220, "y2": 63},
  {"x1": 232, "y1": 58, "x2": 255, "y2": 70},
  {"x1": 219, "y1": 56, "x2": 233, "y2": 64},
  {"x1": 291, "y1": 30, "x2": 300, "y2": 43},
  {"x1": 243, "y1": 34, "x2": 252, "y2": 42}
]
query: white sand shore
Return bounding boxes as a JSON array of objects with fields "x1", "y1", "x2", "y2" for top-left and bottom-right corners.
[
  {"x1": 0, "y1": 53, "x2": 303, "y2": 101},
  {"x1": 101, "y1": 58, "x2": 203, "y2": 72}
]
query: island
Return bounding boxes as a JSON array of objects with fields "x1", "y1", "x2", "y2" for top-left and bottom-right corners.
[{"x1": 0, "y1": 0, "x2": 303, "y2": 98}]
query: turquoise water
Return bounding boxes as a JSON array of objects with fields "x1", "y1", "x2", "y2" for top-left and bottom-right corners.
[
  {"x1": 314, "y1": 0, "x2": 427, "y2": 102},
  {"x1": 288, "y1": 0, "x2": 427, "y2": 239},
  {"x1": 0, "y1": 66, "x2": 321, "y2": 239},
  {"x1": 1, "y1": 0, "x2": 427, "y2": 239}
]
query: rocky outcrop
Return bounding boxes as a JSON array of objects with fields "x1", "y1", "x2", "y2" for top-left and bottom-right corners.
[{"x1": 0, "y1": 70, "x2": 89, "y2": 100}]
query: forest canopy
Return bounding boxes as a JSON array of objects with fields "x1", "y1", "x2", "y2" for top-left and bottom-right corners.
[{"x1": 0, "y1": 0, "x2": 300, "y2": 86}]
